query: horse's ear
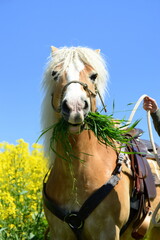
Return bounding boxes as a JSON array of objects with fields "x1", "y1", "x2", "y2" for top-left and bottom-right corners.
[
  {"x1": 95, "y1": 49, "x2": 101, "y2": 54},
  {"x1": 51, "y1": 46, "x2": 58, "y2": 54}
]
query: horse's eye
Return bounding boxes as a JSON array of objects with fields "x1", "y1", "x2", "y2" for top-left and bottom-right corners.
[
  {"x1": 52, "y1": 71, "x2": 59, "y2": 81},
  {"x1": 90, "y1": 73, "x2": 98, "y2": 81}
]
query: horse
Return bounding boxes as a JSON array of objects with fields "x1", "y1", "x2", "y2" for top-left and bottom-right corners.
[{"x1": 41, "y1": 46, "x2": 160, "y2": 240}]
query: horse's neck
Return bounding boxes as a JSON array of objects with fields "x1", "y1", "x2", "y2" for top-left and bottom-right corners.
[{"x1": 46, "y1": 130, "x2": 117, "y2": 207}]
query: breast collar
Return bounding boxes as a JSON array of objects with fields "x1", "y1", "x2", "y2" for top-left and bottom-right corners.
[{"x1": 43, "y1": 152, "x2": 124, "y2": 239}]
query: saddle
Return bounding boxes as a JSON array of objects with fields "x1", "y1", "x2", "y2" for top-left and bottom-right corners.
[
  {"x1": 126, "y1": 128, "x2": 158, "y2": 239},
  {"x1": 127, "y1": 128, "x2": 160, "y2": 159}
]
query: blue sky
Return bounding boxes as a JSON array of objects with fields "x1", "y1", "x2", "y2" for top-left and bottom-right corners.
[{"x1": 0, "y1": 0, "x2": 160, "y2": 146}]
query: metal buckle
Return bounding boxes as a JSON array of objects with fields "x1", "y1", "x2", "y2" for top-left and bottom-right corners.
[{"x1": 65, "y1": 213, "x2": 84, "y2": 230}]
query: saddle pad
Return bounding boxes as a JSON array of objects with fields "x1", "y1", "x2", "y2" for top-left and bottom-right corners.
[
  {"x1": 144, "y1": 159, "x2": 157, "y2": 199},
  {"x1": 147, "y1": 159, "x2": 160, "y2": 186}
]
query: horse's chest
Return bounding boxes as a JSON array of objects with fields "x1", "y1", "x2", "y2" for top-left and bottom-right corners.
[{"x1": 45, "y1": 189, "x2": 129, "y2": 240}]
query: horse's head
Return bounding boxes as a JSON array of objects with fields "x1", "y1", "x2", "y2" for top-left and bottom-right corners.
[{"x1": 42, "y1": 46, "x2": 108, "y2": 134}]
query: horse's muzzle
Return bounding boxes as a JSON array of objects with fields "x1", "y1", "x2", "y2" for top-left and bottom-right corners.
[{"x1": 61, "y1": 98, "x2": 89, "y2": 133}]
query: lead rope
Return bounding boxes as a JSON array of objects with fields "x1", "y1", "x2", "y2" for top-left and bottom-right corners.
[
  {"x1": 123, "y1": 94, "x2": 160, "y2": 168},
  {"x1": 123, "y1": 94, "x2": 160, "y2": 228}
]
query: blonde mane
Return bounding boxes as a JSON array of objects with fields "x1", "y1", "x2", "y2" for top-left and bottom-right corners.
[{"x1": 41, "y1": 46, "x2": 109, "y2": 165}]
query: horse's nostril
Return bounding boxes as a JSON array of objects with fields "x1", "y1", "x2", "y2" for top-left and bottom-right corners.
[
  {"x1": 62, "y1": 100, "x2": 70, "y2": 114},
  {"x1": 84, "y1": 101, "x2": 89, "y2": 110}
]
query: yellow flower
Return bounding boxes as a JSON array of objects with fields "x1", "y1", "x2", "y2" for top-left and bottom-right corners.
[
  {"x1": 0, "y1": 139, "x2": 48, "y2": 237},
  {"x1": 9, "y1": 224, "x2": 16, "y2": 229}
]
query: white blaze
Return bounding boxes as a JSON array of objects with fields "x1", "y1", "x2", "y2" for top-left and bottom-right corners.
[
  {"x1": 63, "y1": 57, "x2": 90, "y2": 128},
  {"x1": 65, "y1": 58, "x2": 86, "y2": 101},
  {"x1": 66, "y1": 57, "x2": 84, "y2": 81}
]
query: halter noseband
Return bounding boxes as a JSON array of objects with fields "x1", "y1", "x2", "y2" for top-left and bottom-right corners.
[{"x1": 51, "y1": 81, "x2": 107, "y2": 113}]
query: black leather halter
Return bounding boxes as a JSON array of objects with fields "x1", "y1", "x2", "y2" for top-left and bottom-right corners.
[{"x1": 51, "y1": 80, "x2": 107, "y2": 113}]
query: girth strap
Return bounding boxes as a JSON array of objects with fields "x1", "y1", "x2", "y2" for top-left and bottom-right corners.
[{"x1": 43, "y1": 174, "x2": 120, "y2": 237}]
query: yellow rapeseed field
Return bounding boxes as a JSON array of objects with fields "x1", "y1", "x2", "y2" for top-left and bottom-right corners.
[{"x1": 0, "y1": 139, "x2": 48, "y2": 239}]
